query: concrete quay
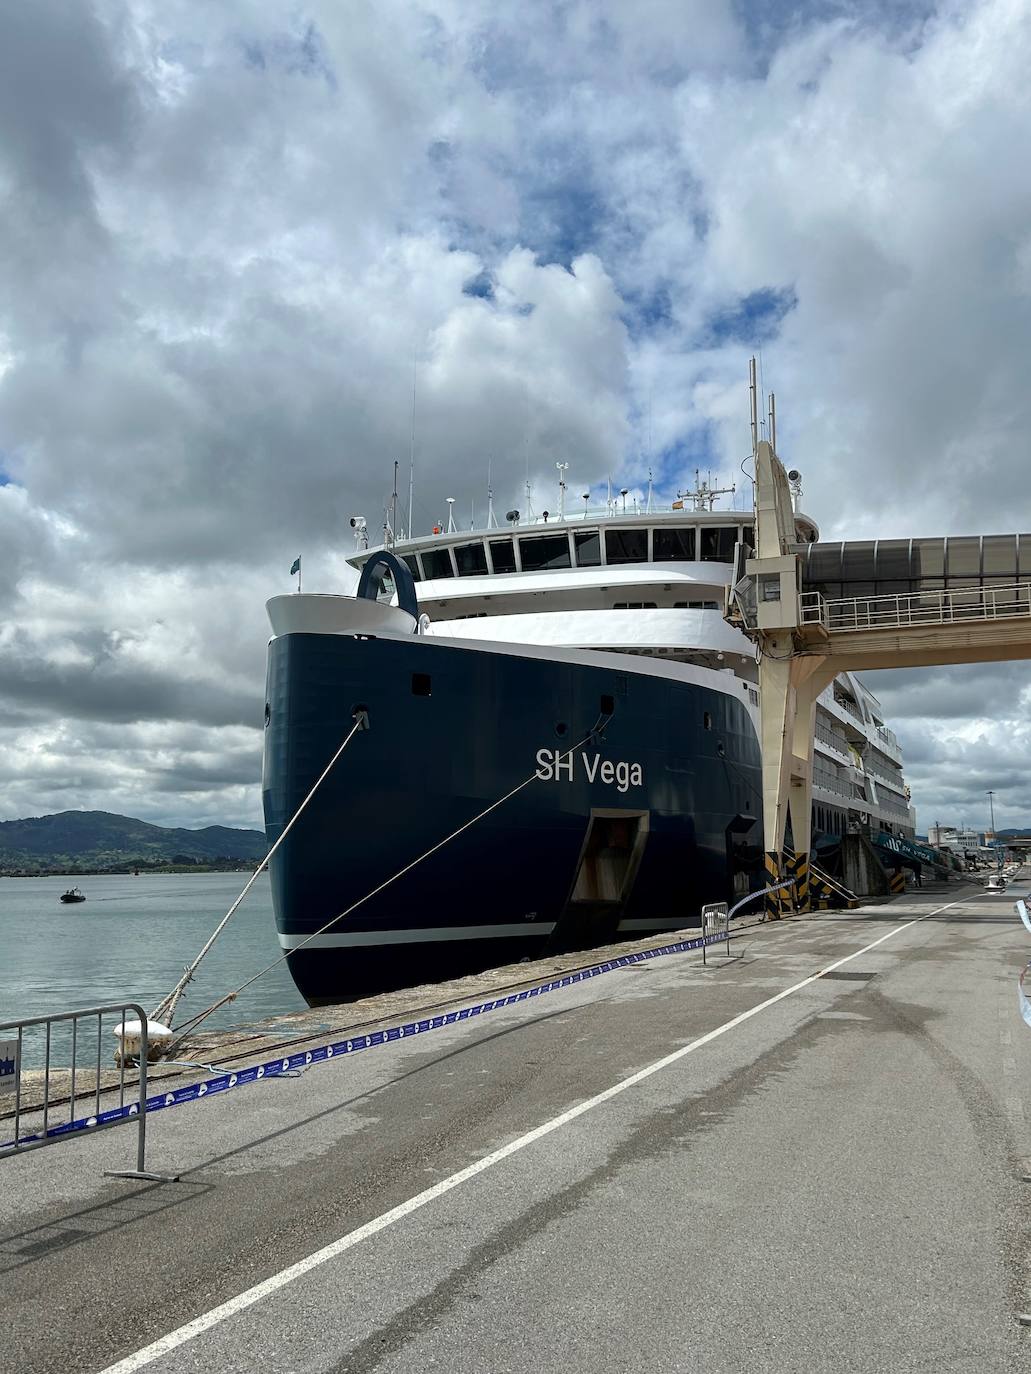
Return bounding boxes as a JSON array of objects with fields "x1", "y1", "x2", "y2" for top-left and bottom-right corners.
[{"x1": 2, "y1": 880, "x2": 1030, "y2": 1373}]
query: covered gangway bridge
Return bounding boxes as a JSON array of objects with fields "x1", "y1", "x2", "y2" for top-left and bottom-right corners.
[{"x1": 797, "y1": 534, "x2": 1031, "y2": 641}]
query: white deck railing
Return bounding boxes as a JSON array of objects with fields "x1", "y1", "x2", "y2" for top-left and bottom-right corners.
[{"x1": 800, "y1": 582, "x2": 1031, "y2": 632}]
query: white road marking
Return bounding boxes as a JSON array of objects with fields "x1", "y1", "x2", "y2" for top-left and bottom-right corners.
[{"x1": 99, "y1": 897, "x2": 964, "y2": 1374}]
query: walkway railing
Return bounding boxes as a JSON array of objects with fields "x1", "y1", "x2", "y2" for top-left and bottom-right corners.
[{"x1": 800, "y1": 582, "x2": 1031, "y2": 632}]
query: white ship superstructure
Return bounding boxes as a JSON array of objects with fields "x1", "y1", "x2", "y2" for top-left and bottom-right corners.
[{"x1": 350, "y1": 493, "x2": 916, "y2": 849}]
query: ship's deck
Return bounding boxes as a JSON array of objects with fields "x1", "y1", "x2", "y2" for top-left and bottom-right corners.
[{"x1": 3, "y1": 879, "x2": 1029, "y2": 1373}]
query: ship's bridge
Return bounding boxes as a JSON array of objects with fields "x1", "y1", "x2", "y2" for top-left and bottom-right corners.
[{"x1": 347, "y1": 503, "x2": 819, "y2": 586}]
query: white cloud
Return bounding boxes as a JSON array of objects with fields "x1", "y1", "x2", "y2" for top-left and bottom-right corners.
[{"x1": 0, "y1": 0, "x2": 1029, "y2": 830}]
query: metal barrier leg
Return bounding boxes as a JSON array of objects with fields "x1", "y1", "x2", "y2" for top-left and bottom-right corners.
[{"x1": 104, "y1": 1011, "x2": 179, "y2": 1183}]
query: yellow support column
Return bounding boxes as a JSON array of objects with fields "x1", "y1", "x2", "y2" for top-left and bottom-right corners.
[
  {"x1": 759, "y1": 645, "x2": 794, "y2": 920},
  {"x1": 786, "y1": 670, "x2": 831, "y2": 914}
]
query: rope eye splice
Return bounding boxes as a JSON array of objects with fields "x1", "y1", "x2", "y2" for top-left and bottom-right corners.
[{"x1": 147, "y1": 714, "x2": 602, "y2": 1062}]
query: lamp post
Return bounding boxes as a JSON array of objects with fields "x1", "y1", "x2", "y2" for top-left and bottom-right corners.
[{"x1": 987, "y1": 790, "x2": 996, "y2": 835}]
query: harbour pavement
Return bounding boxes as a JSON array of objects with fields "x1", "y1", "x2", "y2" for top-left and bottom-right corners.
[{"x1": 2, "y1": 880, "x2": 1030, "y2": 1373}]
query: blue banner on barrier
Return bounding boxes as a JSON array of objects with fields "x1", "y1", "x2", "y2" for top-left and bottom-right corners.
[{"x1": 3, "y1": 924, "x2": 737, "y2": 1148}]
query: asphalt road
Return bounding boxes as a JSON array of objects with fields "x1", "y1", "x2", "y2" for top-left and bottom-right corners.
[{"x1": 2, "y1": 882, "x2": 1029, "y2": 1373}]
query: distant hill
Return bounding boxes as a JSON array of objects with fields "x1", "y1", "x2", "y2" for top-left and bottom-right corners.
[{"x1": 0, "y1": 810, "x2": 267, "y2": 875}]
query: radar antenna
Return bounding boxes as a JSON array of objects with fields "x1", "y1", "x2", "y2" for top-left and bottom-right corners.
[{"x1": 678, "y1": 469, "x2": 736, "y2": 512}]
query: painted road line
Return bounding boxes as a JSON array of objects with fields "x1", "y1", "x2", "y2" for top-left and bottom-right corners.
[{"x1": 98, "y1": 898, "x2": 964, "y2": 1374}]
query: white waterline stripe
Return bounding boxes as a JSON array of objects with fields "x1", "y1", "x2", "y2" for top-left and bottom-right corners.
[
  {"x1": 276, "y1": 922, "x2": 557, "y2": 949},
  {"x1": 99, "y1": 897, "x2": 962, "y2": 1374}
]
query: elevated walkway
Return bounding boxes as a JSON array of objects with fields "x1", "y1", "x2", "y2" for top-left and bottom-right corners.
[
  {"x1": 796, "y1": 579, "x2": 1031, "y2": 670},
  {"x1": 726, "y1": 415, "x2": 1031, "y2": 918}
]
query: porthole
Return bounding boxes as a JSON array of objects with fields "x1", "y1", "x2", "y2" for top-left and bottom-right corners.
[
  {"x1": 600, "y1": 694, "x2": 615, "y2": 715},
  {"x1": 555, "y1": 721, "x2": 568, "y2": 738},
  {"x1": 703, "y1": 711, "x2": 713, "y2": 730},
  {"x1": 412, "y1": 673, "x2": 431, "y2": 697}
]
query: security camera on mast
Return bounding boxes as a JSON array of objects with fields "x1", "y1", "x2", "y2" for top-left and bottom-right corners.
[{"x1": 555, "y1": 462, "x2": 569, "y2": 521}]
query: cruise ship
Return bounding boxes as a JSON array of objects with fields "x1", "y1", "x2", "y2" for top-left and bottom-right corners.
[{"x1": 262, "y1": 476, "x2": 915, "y2": 1004}]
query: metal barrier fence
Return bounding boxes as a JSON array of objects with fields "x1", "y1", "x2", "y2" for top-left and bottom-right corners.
[
  {"x1": 700, "y1": 902, "x2": 730, "y2": 963},
  {"x1": 0, "y1": 1001, "x2": 176, "y2": 1182}
]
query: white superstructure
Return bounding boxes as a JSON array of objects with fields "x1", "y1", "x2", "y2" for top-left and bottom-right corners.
[{"x1": 341, "y1": 491, "x2": 915, "y2": 845}]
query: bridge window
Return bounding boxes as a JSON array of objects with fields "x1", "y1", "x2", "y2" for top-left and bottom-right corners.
[
  {"x1": 874, "y1": 540, "x2": 911, "y2": 594},
  {"x1": 574, "y1": 530, "x2": 601, "y2": 566},
  {"x1": 700, "y1": 527, "x2": 737, "y2": 562},
  {"x1": 402, "y1": 555, "x2": 422, "y2": 583},
  {"x1": 489, "y1": 538, "x2": 516, "y2": 574},
  {"x1": 840, "y1": 540, "x2": 876, "y2": 596},
  {"x1": 612, "y1": 601, "x2": 657, "y2": 609},
  {"x1": 422, "y1": 548, "x2": 455, "y2": 580},
  {"x1": 454, "y1": 542, "x2": 488, "y2": 576},
  {"x1": 605, "y1": 528, "x2": 648, "y2": 564},
  {"x1": 674, "y1": 600, "x2": 719, "y2": 609},
  {"x1": 945, "y1": 536, "x2": 980, "y2": 584},
  {"x1": 519, "y1": 533, "x2": 571, "y2": 570},
  {"x1": 982, "y1": 534, "x2": 1018, "y2": 581},
  {"x1": 654, "y1": 527, "x2": 696, "y2": 561},
  {"x1": 914, "y1": 540, "x2": 944, "y2": 581}
]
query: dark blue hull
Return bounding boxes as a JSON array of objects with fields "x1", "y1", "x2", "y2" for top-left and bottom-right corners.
[{"x1": 262, "y1": 633, "x2": 763, "y2": 1004}]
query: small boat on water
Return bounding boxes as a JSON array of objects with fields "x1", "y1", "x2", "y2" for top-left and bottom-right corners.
[{"x1": 59, "y1": 887, "x2": 86, "y2": 904}]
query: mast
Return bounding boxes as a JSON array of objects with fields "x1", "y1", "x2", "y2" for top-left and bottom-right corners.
[
  {"x1": 749, "y1": 356, "x2": 758, "y2": 454},
  {"x1": 487, "y1": 459, "x2": 498, "y2": 528},
  {"x1": 407, "y1": 356, "x2": 416, "y2": 539},
  {"x1": 556, "y1": 462, "x2": 568, "y2": 521}
]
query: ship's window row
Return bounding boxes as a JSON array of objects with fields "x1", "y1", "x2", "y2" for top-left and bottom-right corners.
[{"x1": 398, "y1": 525, "x2": 745, "y2": 581}]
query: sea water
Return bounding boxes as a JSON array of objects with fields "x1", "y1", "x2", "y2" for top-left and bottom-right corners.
[{"x1": 0, "y1": 872, "x2": 307, "y2": 1062}]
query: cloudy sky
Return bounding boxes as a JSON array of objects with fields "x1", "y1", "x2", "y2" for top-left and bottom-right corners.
[{"x1": 1, "y1": 0, "x2": 1029, "y2": 834}]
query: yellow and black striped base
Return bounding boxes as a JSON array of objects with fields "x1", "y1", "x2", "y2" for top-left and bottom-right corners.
[
  {"x1": 791, "y1": 851, "x2": 811, "y2": 913},
  {"x1": 764, "y1": 851, "x2": 782, "y2": 920},
  {"x1": 889, "y1": 870, "x2": 906, "y2": 894}
]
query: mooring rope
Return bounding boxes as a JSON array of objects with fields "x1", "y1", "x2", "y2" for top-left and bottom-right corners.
[
  {"x1": 150, "y1": 711, "x2": 367, "y2": 1028},
  {"x1": 165, "y1": 722, "x2": 605, "y2": 1050}
]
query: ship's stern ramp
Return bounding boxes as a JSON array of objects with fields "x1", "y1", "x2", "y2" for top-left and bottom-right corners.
[{"x1": 728, "y1": 440, "x2": 1031, "y2": 915}]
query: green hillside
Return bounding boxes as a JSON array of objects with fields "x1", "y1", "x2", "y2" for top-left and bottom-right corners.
[{"x1": 0, "y1": 810, "x2": 267, "y2": 875}]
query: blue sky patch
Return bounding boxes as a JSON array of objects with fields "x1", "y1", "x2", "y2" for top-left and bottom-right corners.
[
  {"x1": 462, "y1": 271, "x2": 495, "y2": 301},
  {"x1": 704, "y1": 287, "x2": 797, "y2": 346},
  {"x1": 239, "y1": 23, "x2": 335, "y2": 87},
  {"x1": 524, "y1": 181, "x2": 605, "y2": 268}
]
